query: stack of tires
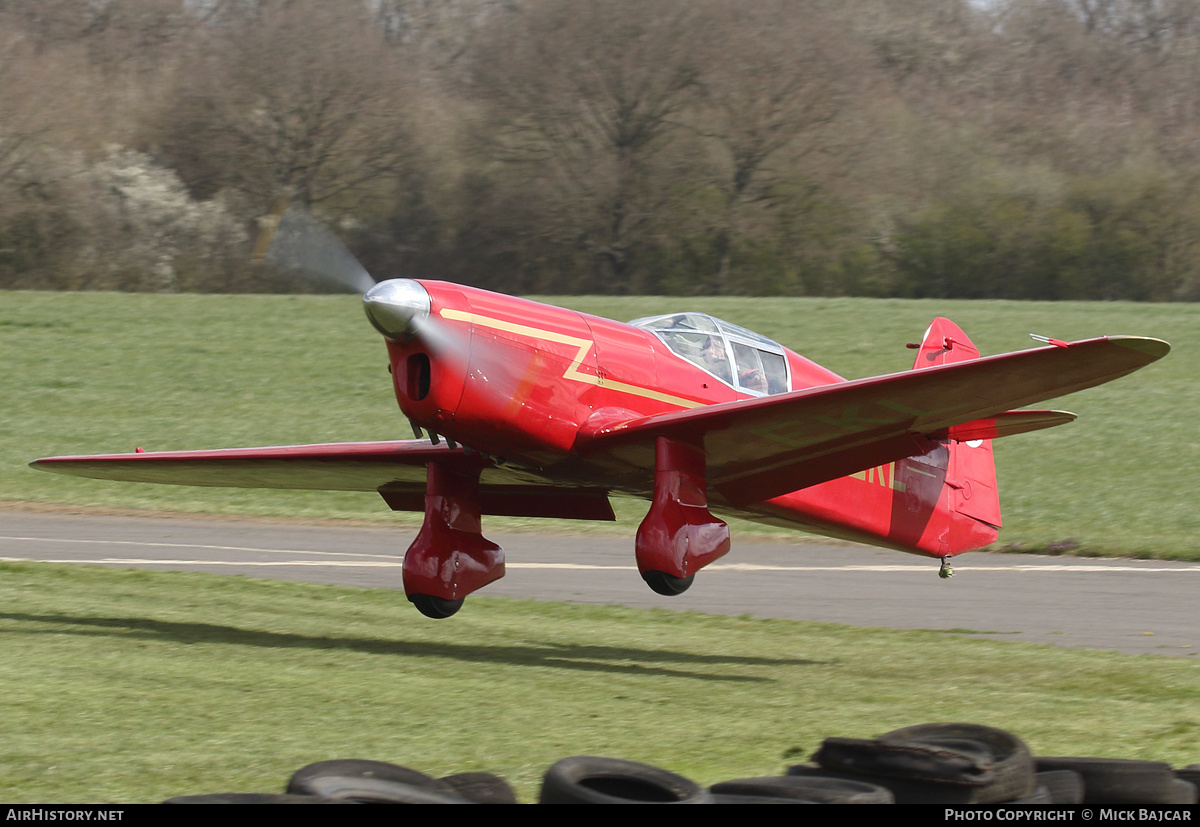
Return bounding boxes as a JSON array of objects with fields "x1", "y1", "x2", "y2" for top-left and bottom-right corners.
[
  {"x1": 792, "y1": 723, "x2": 1196, "y2": 806},
  {"x1": 163, "y1": 723, "x2": 1199, "y2": 804}
]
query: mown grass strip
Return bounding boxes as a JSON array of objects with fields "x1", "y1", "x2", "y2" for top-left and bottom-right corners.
[
  {"x1": 0, "y1": 562, "x2": 1196, "y2": 803},
  {"x1": 2, "y1": 292, "x2": 1194, "y2": 558}
]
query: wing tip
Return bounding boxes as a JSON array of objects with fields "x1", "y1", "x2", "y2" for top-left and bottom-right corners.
[
  {"x1": 1108, "y1": 335, "x2": 1171, "y2": 361},
  {"x1": 28, "y1": 457, "x2": 98, "y2": 480}
]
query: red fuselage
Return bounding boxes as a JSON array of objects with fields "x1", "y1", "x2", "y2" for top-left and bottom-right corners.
[{"x1": 384, "y1": 281, "x2": 998, "y2": 559}]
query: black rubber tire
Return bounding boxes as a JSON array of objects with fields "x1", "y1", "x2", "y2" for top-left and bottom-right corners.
[
  {"x1": 1176, "y1": 767, "x2": 1200, "y2": 798},
  {"x1": 708, "y1": 793, "x2": 805, "y2": 804},
  {"x1": 439, "y1": 772, "x2": 519, "y2": 804},
  {"x1": 789, "y1": 763, "x2": 1008, "y2": 806},
  {"x1": 539, "y1": 756, "x2": 712, "y2": 804},
  {"x1": 409, "y1": 593, "x2": 465, "y2": 618},
  {"x1": 814, "y1": 736, "x2": 996, "y2": 784},
  {"x1": 297, "y1": 775, "x2": 470, "y2": 804},
  {"x1": 288, "y1": 759, "x2": 451, "y2": 796},
  {"x1": 1166, "y1": 778, "x2": 1197, "y2": 805},
  {"x1": 710, "y1": 775, "x2": 894, "y2": 804},
  {"x1": 1035, "y1": 757, "x2": 1179, "y2": 805},
  {"x1": 1034, "y1": 770, "x2": 1085, "y2": 804},
  {"x1": 1006, "y1": 784, "x2": 1054, "y2": 804},
  {"x1": 810, "y1": 723, "x2": 1035, "y2": 804},
  {"x1": 883, "y1": 722, "x2": 1034, "y2": 801},
  {"x1": 163, "y1": 793, "x2": 348, "y2": 804},
  {"x1": 641, "y1": 571, "x2": 694, "y2": 596}
]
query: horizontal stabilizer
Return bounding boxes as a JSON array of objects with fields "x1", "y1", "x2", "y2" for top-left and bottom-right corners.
[{"x1": 934, "y1": 409, "x2": 1077, "y2": 441}]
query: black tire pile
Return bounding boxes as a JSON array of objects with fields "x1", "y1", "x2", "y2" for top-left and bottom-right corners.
[{"x1": 163, "y1": 723, "x2": 1200, "y2": 804}]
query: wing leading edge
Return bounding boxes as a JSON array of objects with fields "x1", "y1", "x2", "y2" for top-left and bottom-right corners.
[{"x1": 29, "y1": 441, "x2": 615, "y2": 521}]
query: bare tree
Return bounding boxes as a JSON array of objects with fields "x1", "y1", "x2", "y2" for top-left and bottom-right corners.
[
  {"x1": 467, "y1": 0, "x2": 701, "y2": 292},
  {"x1": 688, "y1": 1, "x2": 855, "y2": 291},
  {"x1": 374, "y1": 0, "x2": 513, "y2": 72},
  {"x1": 157, "y1": 0, "x2": 416, "y2": 209},
  {"x1": 0, "y1": 31, "x2": 53, "y2": 187}
]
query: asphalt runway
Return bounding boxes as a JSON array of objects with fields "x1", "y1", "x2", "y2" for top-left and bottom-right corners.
[{"x1": 1, "y1": 510, "x2": 1196, "y2": 657}]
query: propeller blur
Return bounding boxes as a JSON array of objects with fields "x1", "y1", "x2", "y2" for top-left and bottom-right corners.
[{"x1": 254, "y1": 200, "x2": 376, "y2": 295}]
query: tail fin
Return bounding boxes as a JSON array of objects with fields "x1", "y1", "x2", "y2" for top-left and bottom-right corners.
[
  {"x1": 912, "y1": 318, "x2": 1001, "y2": 554},
  {"x1": 910, "y1": 316, "x2": 980, "y2": 370}
]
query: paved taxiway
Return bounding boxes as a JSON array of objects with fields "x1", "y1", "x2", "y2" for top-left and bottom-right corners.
[{"x1": 1, "y1": 510, "x2": 1196, "y2": 657}]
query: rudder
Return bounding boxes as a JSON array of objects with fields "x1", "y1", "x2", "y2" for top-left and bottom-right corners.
[{"x1": 912, "y1": 318, "x2": 1002, "y2": 553}]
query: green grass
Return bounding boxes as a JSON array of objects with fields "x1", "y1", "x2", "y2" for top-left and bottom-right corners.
[
  {"x1": 2, "y1": 291, "x2": 1195, "y2": 557},
  {"x1": 0, "y1": 561, "x2": 1196, "y2": 803}
]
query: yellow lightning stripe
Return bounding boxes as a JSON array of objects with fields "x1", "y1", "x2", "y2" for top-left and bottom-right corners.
[
  {"x1": 851, "y1": 462, "x2": 907, "y2": 492},
  {"x1": 439, "y1": 308, "x2": 704, "y2": 409}
]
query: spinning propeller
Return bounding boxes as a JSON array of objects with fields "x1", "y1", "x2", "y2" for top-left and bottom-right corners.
[
  {"x1": 252, "y1": 196, "x2": 377, "y2": 295},
  {"x1": 252, "y1": 198, "x2": 466, "y2": 352},
  {"x1": 250, "y1": 198, "x2": 484, "y2": 448}
]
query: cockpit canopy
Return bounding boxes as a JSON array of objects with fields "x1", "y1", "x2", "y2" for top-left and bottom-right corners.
[{"x1": 630, "y1": 312, "x2": 790, "y2": 395}]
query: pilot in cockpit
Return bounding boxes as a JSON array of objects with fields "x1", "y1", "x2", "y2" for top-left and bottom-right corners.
[{"x1": 700, "y1": 335, "x2": 733, "y2": 384}]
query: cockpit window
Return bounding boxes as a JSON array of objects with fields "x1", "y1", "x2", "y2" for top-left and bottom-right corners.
[
  {"x1": 634, "y1": 313, "x2": 720, "y2": 336},
  {"x1": 630, "y1": 312, "x2": 790, "y2": 395},
  {"x1": 759, "y1": 351, "x2": 788, "y2": 394}
]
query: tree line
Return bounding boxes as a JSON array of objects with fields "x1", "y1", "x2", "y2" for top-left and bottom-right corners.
[{"x1": 2, "y1": 0, "x2": 1199, "y2": 300}]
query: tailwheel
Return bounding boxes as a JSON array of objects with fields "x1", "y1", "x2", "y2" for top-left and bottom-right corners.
[
  {"x1": 409, "y1": 594, "x2": 465, "y2": 619},
  {"x1": 641, "y1": 571, "x2": 694, "y2": 596}
]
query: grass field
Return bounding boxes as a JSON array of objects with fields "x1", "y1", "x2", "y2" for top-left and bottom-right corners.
[
  {"x1": 1, "y1": 561, "x2": 1197, "y2": 803},
  {"x1": 1, "y1": 291, "x2": 1197, "y2": 804},
  {"x1": 2, "y1": 291, "x2": 1194, "y2": 557}
]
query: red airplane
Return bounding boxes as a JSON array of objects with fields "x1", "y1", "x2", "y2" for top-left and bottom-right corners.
[{"x1": 32, "y1": 278, "x2": 1169, "y2": 617}]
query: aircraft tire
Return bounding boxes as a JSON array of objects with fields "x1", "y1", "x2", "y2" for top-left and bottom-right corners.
[
  {"x1": 539, "y1": 756, "x2": 712, "y2": 804},
  {"x1": 409, "y1": 594, "x2": 465, "y2": 618},
  {"x1": 641, "y1": 571, "x2": 694, "y2": 596}
]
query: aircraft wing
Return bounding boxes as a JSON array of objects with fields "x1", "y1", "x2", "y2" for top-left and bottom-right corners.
[
  {"x1": 32, "y1": 335, "x2": 1167, "y2": 515},
  {"x1": 30, "y1": 441, "x2": 615, "y2": 521},
  {"x1": 578, "y1": 335, "x2": 1168, "y2": 507}
]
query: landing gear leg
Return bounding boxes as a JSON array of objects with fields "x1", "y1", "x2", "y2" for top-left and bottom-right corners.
[
  {"x1": 635, "y1": 436, "x2": 730, "y2": 596},
  {"x1": 401, "y1": 462, "x2": 504, "y2": 618},
  {"x1": 938, "y1": 557, "x2": 955, "y2": 579}
]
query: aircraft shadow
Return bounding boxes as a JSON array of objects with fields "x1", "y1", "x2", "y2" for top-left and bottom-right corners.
[{"x1": 0, "y1": 612, "x2": 829, "y2": 683}]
